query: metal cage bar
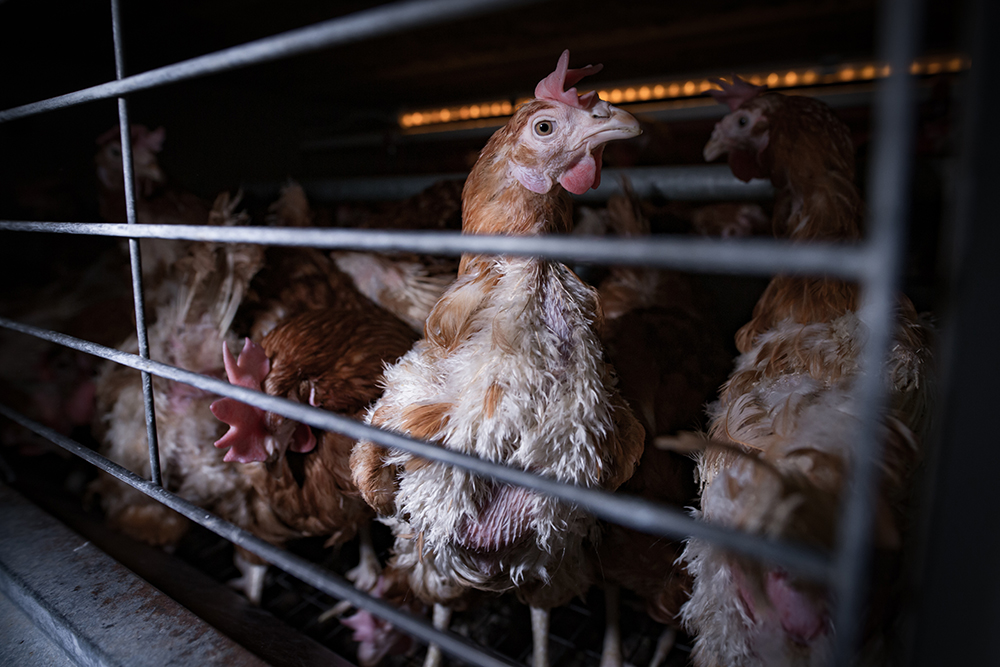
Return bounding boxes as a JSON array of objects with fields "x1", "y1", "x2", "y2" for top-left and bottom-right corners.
[
  {"x1": 830, "y1": 0, "x2": 924, "y2": 664},
  {"x1": 0, "y1": 0, "x2": 930, "y2": 664},
  {"x1": 0, "y1": 221, "x2": 872, "y2": 279},
  {"x1": 0, "y1": 315, "x2": 833, "y2": 581},
  {"x1": 0, "y1": 402, "x2": 522, "y2": 667},
  {"x1": 110, "y1": 0, "x2": 162, "y2": 487},
  {"x1": 0, "y1": 0, "x2": 542, "y2": 123}
]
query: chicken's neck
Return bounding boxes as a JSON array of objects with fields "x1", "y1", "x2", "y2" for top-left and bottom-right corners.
[
  {"x1": 737, "y1": 108, "x2": 864, "y2": 351},
  {"x1": 458, "y1": 153, "x2": 573, "y2": 276},
  {"x1": 766, "y1": 103, "x2": 862, "y2": 243}
]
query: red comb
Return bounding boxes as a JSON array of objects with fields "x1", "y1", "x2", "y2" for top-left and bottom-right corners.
[
  {"x1": 535, "y1": 49, "x2": 603, "y2": 110},
  {"x1": 707, "y1": 75, "x2": 767, "y2": 111}
]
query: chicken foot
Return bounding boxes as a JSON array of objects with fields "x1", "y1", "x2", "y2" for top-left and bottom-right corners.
[
  {"x1": 423, "y1": 602, "x2": 452, "y2": 667},
  {"x1": 599, "y1": 584, "x2": 622, "y2": 667},
  {"x1": 531, "y1": 605, "x2": 550, "y2": 667}
]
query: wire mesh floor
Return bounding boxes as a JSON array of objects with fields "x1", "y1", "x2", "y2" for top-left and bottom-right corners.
[{"x1": 175, "y1": 512, "x2": 695, "y2": 667}]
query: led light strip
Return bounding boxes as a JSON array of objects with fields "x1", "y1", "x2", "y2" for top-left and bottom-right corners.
[{"x1": 399, "y1": 53, "x2": 970, "y2": 129}]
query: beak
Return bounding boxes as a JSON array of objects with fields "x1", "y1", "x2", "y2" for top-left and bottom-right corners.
[
  {"x1": 581, "y1": 101, "x2": 641, "y2": 148},
  {"x1": 703, "y1": 124, "x2": 728, "y2": 162}
]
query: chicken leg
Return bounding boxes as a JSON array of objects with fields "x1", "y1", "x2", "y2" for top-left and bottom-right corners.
[
  {"x1": 648, "y1": 626, "x2": 676, "y2": 667},
  {"x1": 599, "y1": 584, "x2": 622, "y2": 667},
  {"x1": 344, "y1": 522, "x2": 382, "y2": 592},
  {"x1": 230, "y1": 548, "x2": 268, "y2": 605},
  {"x1": 423, "y1": 602, "x2": 452, "y2": 667},
  {"x1": 531, "y1": 605, "x2": 550, "y2": 667}
]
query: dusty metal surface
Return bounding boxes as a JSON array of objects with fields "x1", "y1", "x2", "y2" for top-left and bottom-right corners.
[
  {"x1": 0, "y1": 589, "x2": 77, "y2": 667},
  {"x1": 16, "y1": 476, "x2": 356, "y2": 667},
  {"x1": 0, "y1": 481, "x2": 269, "y2": 667}
]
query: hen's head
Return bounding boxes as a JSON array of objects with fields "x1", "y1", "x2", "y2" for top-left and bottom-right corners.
[
  {"x1": 210, "y1": 338, "x2": 317, "y2": 463},
  {"x1": 475, "y1": 50, "x2": 640, "y2": 203},
  {"x1": 702, "y1": 77, "x2": 771, "y2": 182},
  {"x1": 704, "y1": 77, "x2": 856, "y2": 188}
]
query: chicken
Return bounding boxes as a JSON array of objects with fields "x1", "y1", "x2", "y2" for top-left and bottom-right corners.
[
  {"x1": 95, "y1": 124, "x2": 213, "y2": 286},
  {"x1": 678, "y1": 78, "x2": 933, "y2": 666},
  {"x1": 350, "y1": 50, "x2": 645, "y2": 667},
  {"x1": 689, "y1": 202, "x2": 770, "y2": 239},
  {"x1": 331, "y1": 179, "x2": 463, "y2": 333},
  {"x1": 90, "y1": 192, "x2": 265, "y2": 548},
  {"x1": 586, "y1": 188, "x2": 733, "y2": 667},
  {"x1": 331, "y1": 251, "x2": 457, "y2": 333},
  {"x1": 210, "y1": 184, "x2": 419, "y2": 604}
]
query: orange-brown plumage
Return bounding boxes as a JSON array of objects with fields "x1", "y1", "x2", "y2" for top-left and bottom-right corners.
[
  {"x1": 209, "y1": 185, "x2": 419, "y2": 603},
  {"x1": 684, "y1": 81, "x2": 933, "y2": 667},
  {"x1": 350, "y1": 51, "x2": 645, "y2": 667}
]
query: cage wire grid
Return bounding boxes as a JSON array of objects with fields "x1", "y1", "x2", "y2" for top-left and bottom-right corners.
[{"x1": 0, "y1": 0, "x2": 926, "y2": 665}]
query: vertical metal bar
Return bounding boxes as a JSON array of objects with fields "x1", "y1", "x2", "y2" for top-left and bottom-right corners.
[
  {"x1": 111, "y1": 0, "x2": 161, "y2": 486},
  {"x1": 830, "y1": 0, "x2": 924, "y2": 664}
]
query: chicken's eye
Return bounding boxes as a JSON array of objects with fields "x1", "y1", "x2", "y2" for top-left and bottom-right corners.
[
  {"x1": 534, "y1": 120, "x2": 555, "y2": 136},
  {"x1": 738, "y1": 116, "x2": 749, "y2": 127}
]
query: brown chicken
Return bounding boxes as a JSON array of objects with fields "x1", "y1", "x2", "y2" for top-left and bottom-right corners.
[
  {"x1": 90, "y1": 192, "x2": 265, "y2": 548},
  {"x1": 587, "y1": 188, "x2": 733, "y2": 667},
  {"x1": 210, "y1": 184, "x2": 419, "y2": 604},
  {"x1": 679, "y1": 78, "x2": 933, "y2": 667},
  {"x1": 350, "y1": 51, "x2": 645, "y2": 667}
]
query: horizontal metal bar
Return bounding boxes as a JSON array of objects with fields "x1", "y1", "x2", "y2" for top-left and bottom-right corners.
[
  {"x1": 0, "y1": 221, "x2": 868, "y2": 279},
  {"x1": 0, "y1": 316, "x2": 833, "y2": 581},
  {"x1": 0, "y1": 403, "x2": 520, "y2": 667},
  {"x1": 581, "y1": 165, "x2": 774, "y2": 202},
  {"x1": 0, "y1": 0, "x2": 540, "y2": 123},
  {"x1": 255, "y1": 165, "x2": 772, "y2": 203}
]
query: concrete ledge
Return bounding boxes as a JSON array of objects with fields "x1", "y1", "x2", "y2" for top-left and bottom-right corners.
[{"x1": 0, "y1": 482, "x2": 268, "y2": 667}]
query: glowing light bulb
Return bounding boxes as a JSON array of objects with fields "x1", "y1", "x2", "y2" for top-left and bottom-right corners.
[
  {"x1": 683, "y1": 81, "x2": 695, "y2": 95},
  {"x1": 653, "y1": 84, "x2": 666, "y2": 97},
  {"x1": 785, "y1": 71, "x2": 798, "y2": 85}
]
